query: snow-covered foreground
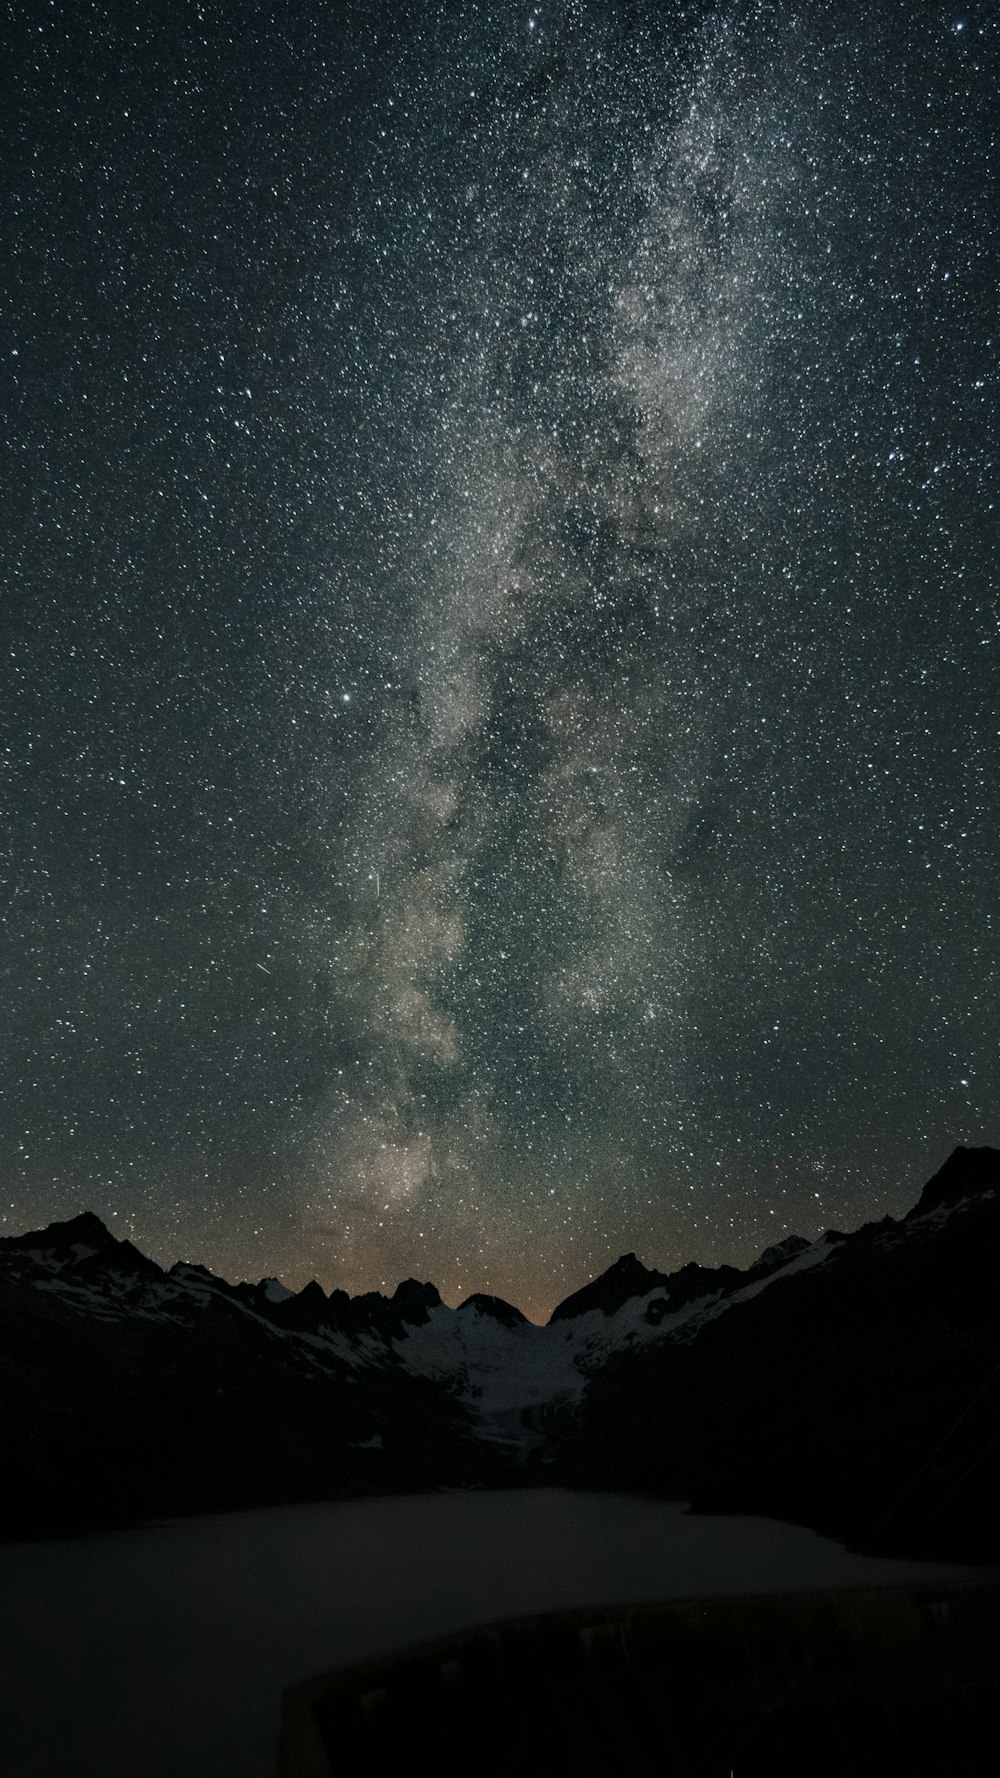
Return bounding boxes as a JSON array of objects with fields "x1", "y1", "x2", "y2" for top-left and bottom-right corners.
[{"x1": 0, "y1": 1490, "x2": 978, "y2": 1778}]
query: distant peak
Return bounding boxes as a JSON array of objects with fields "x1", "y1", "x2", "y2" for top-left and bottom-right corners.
[
  {"x1": 0, "y1": 1209, "x2": 115, "y2": 1254},
  {"x1": 392, "y1": 1278, "x2": 441, "y2": 1326},
  {"x1": 457, "y1": 1292, "x2": 528, "y2": 1329},
  {"x1": 0, "y1": 1210, "x2": 164, "y2": 1280},
  {"x1": 267, "y1": 1278, "x2": 330, "y2": 1330},
  {"x1": 46, "y1": 1210, "x2": 116, "y2": 1246},
  {"x1": 548, "y1": 1252, "x2": 671, "y2": 1323},
  {"x1": 750, "y1": 1235, "x2": 811, "y2": 1276},
  {"x1": 295, "y1": 1279, "x2": 328, "y2": 1305},
  {"x1": 259, "y1": 1276, "x2": 294, "y2": 1304}
]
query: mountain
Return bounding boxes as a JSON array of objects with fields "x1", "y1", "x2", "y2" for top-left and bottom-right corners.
[
  {"x1": 561, "y1": 1146, "x2": 1000, "y2": 1560},
  {"x1": 548, "y1": 1253, "x2": 673, "y2": 1321},
  {"x1": 903, "y1": 1141, "x2": 1000, "y2": 1219},
  {"x1": 0, "y1": 1208, "x2": 166, "y2": 1285},
  {"x1": 0, "y1": 1218, "x2": 483, "y2": 1537},
  {"x1": 1, "y1": 1146, "x2": 997, "y2": 1558},
  {"x1": 458, "y1": 1293, "x2": 528, "y2": 1329}
]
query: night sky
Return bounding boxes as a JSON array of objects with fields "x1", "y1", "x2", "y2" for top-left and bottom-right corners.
[{"x1": 2, "y1": 0, "x2": 997, "y2": 1321}]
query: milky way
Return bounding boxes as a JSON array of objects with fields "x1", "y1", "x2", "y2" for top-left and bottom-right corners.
[{"x1": 2, "y1": 0, "x2": 997, "y2": 1317}]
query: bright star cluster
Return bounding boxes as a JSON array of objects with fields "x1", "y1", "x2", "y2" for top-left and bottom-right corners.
[{"x1": 2, "y1": 0, "x2": 997, "y2": 1319}]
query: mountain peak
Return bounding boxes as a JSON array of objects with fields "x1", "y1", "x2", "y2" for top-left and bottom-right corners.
[
  {"x1": 457, "y1": 1292, "x2": 528, "y2": 1329},
  {"x1": 548, "y1": 1252, "x2": 672, "y2": 1323},
  {"x1": 391, "y1": 1278, "x2": 441, "y2": 1326},
  {"x1": 259, "y1": 1276, "x2": 294, "y2": 1304},
  {"x1": 905, "y1": 1145, "x2": 1000, "y2": 1221},
  {"x1": 57, "y1": 1210, "x2": 115, "y2": 1243},
  {"x1": 0, "y1": 1209, "x2": 115, "y2": 1253},
  {"x1": 267, "y1": 1278, "x2": 332, "y2": 1332},
  {"x1": 169, "y1": 1260, "x2": 218, "y2": 1282},
  {"x1": 0, "y1": 1210, "x2": 165, "y2": 1282}
]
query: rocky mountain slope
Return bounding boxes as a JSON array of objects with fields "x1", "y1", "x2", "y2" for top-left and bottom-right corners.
[
  {"x1": 1, "y1": 1146, "x2": 997, "y2": 1557},
  {"x1": 562, "y1": 1146, "x2": 1000, "y2": 1559}
]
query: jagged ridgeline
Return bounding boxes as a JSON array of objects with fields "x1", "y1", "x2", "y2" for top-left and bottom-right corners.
[{"x1": 1, "y1": 1147, "x2": 998, "y2": 1559}]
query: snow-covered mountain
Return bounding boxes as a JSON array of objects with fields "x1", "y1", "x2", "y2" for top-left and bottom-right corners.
[
  {"x1": 1, "y1": 1145, "x2": 998, "y2": 1557},
  {"x1": 0, "y1": 1199, "x2": 838, "y2": 1448}
]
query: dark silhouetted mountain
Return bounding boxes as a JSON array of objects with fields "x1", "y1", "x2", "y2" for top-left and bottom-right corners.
[
  {"x1": 458, "y1": 1293, "x2": 528, "y2": 1328},
  {"x1": 548, "y1": 1253, "x2": 672, "y2": 1321},
  {"x1": 560, "y1": 1146, "x2": 1000, "y2": 1561},
  {"x1": 392, "y1": 1279, "x2": 442, "y2": 1326},
  {"x1": 903, "y1": 1142, "x2": 1000, "y2": 1220},
  {"x1": 2, "y1": 1146, "x2": 998, "y2": 1559},
  {"x1": 258, "y1": 1276, "x2": 294, "y2": 1304},
  {"x1": 0, "y1": 1256, "x2": 478, "y2": 1540},
  {"x1": 349, "y1": 1280, "x2": 442, "y2": 1340},
  {"x1": 0, "y1": 1210, "x2": 164, "y2": 1283},
  {"x1": 274, "y1": 1279, "x2": 332, "y2": 1332},
  {"x1": 2, "y1": 1209, "x2": 117, "y2": 1255},
  {"x1": 549, "y1": 1233, "x2": 815, "y2": 1328}
]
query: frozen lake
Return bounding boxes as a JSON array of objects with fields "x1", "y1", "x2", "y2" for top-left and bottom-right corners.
[{"x1": 0, "y1": 1488, "x2": 978, "y2": 1778}]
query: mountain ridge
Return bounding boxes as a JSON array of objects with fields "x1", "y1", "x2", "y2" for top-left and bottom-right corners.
[
  {"x1": 1, "y1": 1144, "x2": 997, "y2": 1557},
  {"x1": 14, "y1": 1138, "x2": 994, "y2": 1324},
  {"x1": 0, "y1": 1208, "x2": 844, "y2": 1328}
]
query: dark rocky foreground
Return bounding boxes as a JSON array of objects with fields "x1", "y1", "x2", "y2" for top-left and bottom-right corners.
[
  {"x1": 1, "y1": 1145, "x2": 998, "y2": 1560},
  {"x1": 280, "y1": 1581, "x2": 1000, "y2": 1778}
]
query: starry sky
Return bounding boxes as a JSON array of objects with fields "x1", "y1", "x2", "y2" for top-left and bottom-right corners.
[{"x1": 2, "y1": 0, "x2": 997, "y2": 1320}]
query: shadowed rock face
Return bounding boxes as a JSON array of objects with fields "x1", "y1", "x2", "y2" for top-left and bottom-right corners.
[
  {"x1": 0, "y1": 1209, "x2": 165, "y2": 1280},
  {"x1": 547, "y1": 1254, "x2": 672, "y2": 1322},
  {"x1": 904, "y1": 1144, "x2": 1000, "y2": 1220},
  {"x1": 563, "y1": 1147, "x2": 1000, "y2": 1561},
  {"x1": 273, "y1": 1279, "x2": 332, "y2": 1332},
  {"x1": 748, "y1": 1234, "x2": 811, "y2": 1275},
  {"x1": 0, "y1": 1209, "x2": 119, "y2": 1254},
  {"x1": 546, "y1": 1233, "x2": 814, "y2": 1325},
  {"x1": 457, "y1": 1293, "x2": 528, "y2": 1329},
  {"x1": 392, "y1": 1279, "x2": 442, "y2": 1326}
]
